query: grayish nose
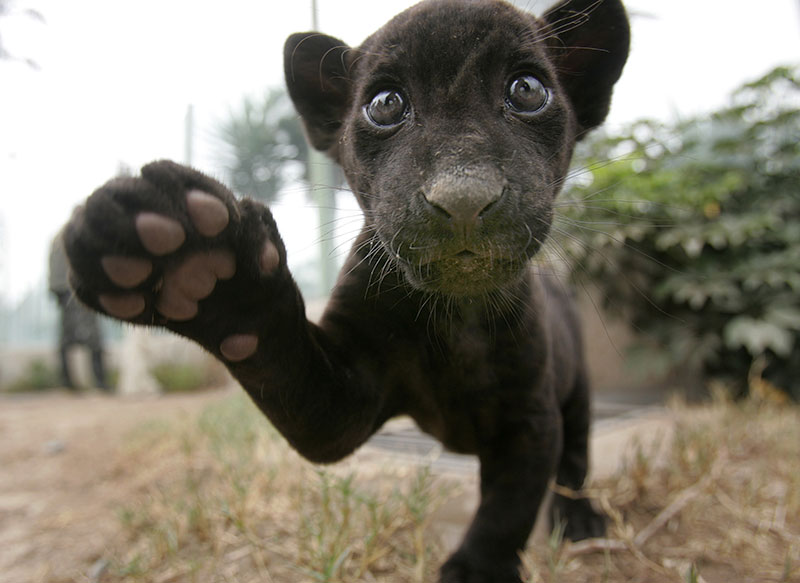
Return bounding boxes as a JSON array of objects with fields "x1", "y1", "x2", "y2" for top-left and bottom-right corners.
[{"x1": 423, "y1": 166, "x2": 506, "y2": 231}]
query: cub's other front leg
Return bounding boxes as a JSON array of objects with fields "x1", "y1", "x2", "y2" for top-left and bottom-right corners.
[
  {"x1": 441, "y1": 411, "x2": 561, "y2": 583},
  {"x1": 64, "y1": 160, "x2": 385, "y2": 462}
]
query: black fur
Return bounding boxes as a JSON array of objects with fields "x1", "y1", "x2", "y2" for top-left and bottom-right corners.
[{"x1": 64, "y1": 1, "x2": 629, "y2": 580}]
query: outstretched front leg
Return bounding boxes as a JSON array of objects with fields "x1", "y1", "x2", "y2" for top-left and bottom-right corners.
[{"x1": 64, "y1": 160, "x2": 385, "y2": 462}]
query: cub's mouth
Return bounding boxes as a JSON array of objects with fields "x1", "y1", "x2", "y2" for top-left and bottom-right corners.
[{"x1": 396, "y1": 250, "x2": 528, "y2": 297}]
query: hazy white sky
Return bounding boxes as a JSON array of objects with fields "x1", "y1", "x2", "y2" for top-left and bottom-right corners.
[{"x1": 1, "y1": 0, "x2": 798, "y2": 304}]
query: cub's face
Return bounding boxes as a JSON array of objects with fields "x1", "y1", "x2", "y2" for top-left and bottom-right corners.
[
  {"x1": 339, "y1": 1, "x2": 573, "y2": 296},
  {"x1": 285, "y1": 0, "x2": 629, "y2": 297}
]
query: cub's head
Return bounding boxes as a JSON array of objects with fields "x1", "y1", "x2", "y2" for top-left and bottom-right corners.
[{"x1": 284, "y1": 0, "x2": 629, "y2": 297}]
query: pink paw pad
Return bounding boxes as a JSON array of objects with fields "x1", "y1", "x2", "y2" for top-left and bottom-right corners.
[
  {"x1": 220, "y1": 334, "x2": 258, "y2": 362},
  {"x1": 99, "y1": 293, "x2": 145, "y2": 319},
  {"x1": 155, "y1": 250, "x2": 236, "y2": 321},
  {"x1": 260, "y1": 241, "x2": 280, "y2": 274},
  {"x1": 101, "y1": 256, "x2": 153, "y2": 288},
  {"x1": 135, "y1": 213, "x2": 186, "y2": 255},
  {"x1": 186, "y1": 190, "x2": 229, "y2": 237}
]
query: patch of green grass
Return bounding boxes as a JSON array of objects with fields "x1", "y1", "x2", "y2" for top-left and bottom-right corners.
[
  {"x1": 3, "y1": 358, "x2": 60, "y2": 392},
  {"x1": 149, "y1": 362, "x2": 211, "y2": 393}
]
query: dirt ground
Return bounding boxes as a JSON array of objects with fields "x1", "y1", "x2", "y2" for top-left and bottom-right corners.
[
  {"x1": 0, "y1": 388, "x2": 233, "y2": 583},
  {"x1": 4, "y1": 388, "x2": 797, "y2": 583},
  {"x1": 0, "y1": 387, "x2": 666, "y2": 583}
]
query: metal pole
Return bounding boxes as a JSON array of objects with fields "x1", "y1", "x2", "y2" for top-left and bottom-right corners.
[
  {"x1": 308, "y1": 0, "x2": 338, "y2": 295},
  {"x1": 309, "y1": 157, "x2": 338, "y2": 295},
  {"x1": 184, "y1": 104, "x2": 194, "y2": 166}
]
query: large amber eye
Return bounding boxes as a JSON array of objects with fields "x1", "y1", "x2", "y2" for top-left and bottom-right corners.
[
  {"x1": 505, "y1": 74, "x2": 549, "y2": 114},
  {"x1": 364, "y1": 89, "x2": 409, "y2": 128}
]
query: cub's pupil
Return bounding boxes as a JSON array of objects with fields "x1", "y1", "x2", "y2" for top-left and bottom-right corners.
[
  {"x1": 507, "y1": 75, "x2": 548, "y2": 112},
  {"x1": 367, "y1": 90, "x2": 407, "y2": 126}
]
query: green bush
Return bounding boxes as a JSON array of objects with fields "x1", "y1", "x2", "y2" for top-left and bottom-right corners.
[
  {"x1": 150, "y1": 363, "x2": 211, "y2": 393},
  {"x1": 561, "y1": 66, "x2": 800, "y2": 399}
]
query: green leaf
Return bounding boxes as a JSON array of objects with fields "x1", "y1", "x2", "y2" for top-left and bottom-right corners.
[
  {"x1": 765, "y1": 306, "x2": 800, "y2": 331},
  {"x1": 724, "y1": 316, "x2": 794, "y2": 357}
]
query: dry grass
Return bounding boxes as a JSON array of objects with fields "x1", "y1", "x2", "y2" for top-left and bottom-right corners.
[
  {"x1": 100, "y1": 392, "x2": 800, "y2": 583},
  {"x1": 522, "y1": 394, "x2": 800, "y2": 583},
  {"x1": 103, "y1": 395, "x2": 452, "y2": 583}
]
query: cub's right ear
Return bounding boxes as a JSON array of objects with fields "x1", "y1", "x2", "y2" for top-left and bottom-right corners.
[
  {"x1": 543, "y1": 0, "x2": 629, "y2": 137},
  {"x1": 284, "y1": 33, "x2": 352, "y2": 153}
]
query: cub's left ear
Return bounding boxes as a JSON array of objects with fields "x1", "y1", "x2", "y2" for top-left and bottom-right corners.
[
  {"x1": 284, "y1": 33, "x2": 352, "y2": 153},
  {"x1": 543, "y1": 0, "x2": 630, "y2": 137}
]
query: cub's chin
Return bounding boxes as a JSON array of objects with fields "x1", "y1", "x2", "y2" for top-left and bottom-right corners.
[{"x1": 398, "y1": 254, "x2": 528, "y2": 297}]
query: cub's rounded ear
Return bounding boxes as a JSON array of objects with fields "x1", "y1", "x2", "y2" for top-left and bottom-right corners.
[
  {"x1": 284, "y1": 33, "x2": 352, "y2": 153},
  {"x1": 543, "y1": 0, "x2": 630, "y2": 137}
]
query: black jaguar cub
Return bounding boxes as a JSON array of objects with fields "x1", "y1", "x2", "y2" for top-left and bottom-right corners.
[{"x1": 64, "y1": 0, "x2": 629, "y2": 580}]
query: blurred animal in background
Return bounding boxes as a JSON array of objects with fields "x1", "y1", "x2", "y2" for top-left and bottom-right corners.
[{"x1": 49, "y1": 228, "x2": 110, "y2": 392}]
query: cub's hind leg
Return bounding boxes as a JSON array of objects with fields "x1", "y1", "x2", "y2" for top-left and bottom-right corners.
[{"x1": 550, "y1": 370, "x2": 606, "y2": 540}]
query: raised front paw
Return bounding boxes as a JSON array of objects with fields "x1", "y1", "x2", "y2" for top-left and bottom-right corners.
[{"x1": 64, "y1": 160, "x2": 290, "y2": 362}]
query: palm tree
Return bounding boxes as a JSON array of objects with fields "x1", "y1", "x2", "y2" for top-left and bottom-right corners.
[{"x1": 217, "y1": 88, "x2": 309, "y2": 204}]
